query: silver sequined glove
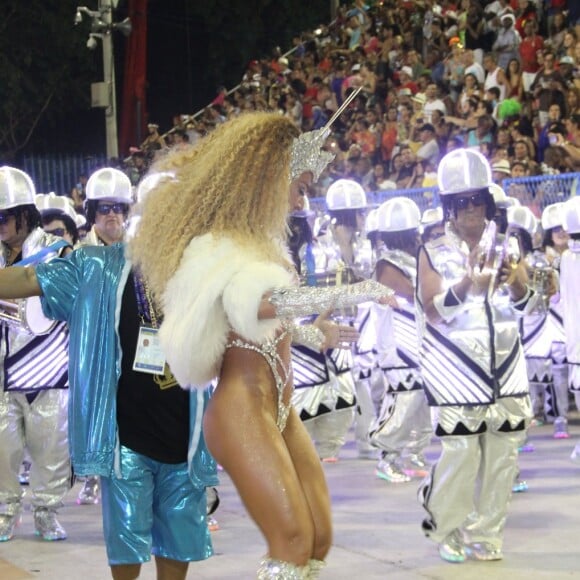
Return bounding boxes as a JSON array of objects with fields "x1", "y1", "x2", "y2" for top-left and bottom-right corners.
[{"x1": 269, "y1": 280, "x2": 394, "y2": 319}]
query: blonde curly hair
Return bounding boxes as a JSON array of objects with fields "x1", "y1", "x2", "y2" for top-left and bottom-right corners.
[{"x1": 130, "y1": 111, "x2": 300, "y2": 299}]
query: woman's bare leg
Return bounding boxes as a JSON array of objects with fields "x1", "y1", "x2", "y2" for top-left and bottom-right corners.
[
  {"x1": 283, "y1": 409, "x2": 332, "y2": 561},
  {"x1": 203, "y1": 378, "x2": 315, "y2": 566}
]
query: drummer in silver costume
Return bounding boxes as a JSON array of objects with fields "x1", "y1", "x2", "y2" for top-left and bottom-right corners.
[
  {"x1": 0, "y1": 167, "x2": 72, "y2": 542},
  {"x1": 541, "y1": 203, "x2": 576, "y2": 431},
  {"x1": 369, "y1": 197, "x2": 432, "y2": 483},
  {"x1": 507, "y1": 206, "x2": 566, "y2": 437},
  {"x1": 416, "y1": 150, "x2": 535, "y2": 563},
  {"x1": 560, "y1": 197, "x2": 580, "y2": 461},
  {"x1": 291, "y1": 179, "x2": 371, "y2": 461}
]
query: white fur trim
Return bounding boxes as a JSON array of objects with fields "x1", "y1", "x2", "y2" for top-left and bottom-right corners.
[{"x1": 160, "y1": 233, "x2": 294, "y2": 389}]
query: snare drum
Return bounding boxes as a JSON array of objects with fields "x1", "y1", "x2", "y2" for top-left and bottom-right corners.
[{"x1": 18, "y1": 297, "x2": 56, "y2": 335}]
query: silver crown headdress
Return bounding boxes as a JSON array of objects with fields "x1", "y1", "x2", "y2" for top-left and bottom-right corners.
[{"x1": 290, "y1": 86, "x2": 363, "y2": 182}]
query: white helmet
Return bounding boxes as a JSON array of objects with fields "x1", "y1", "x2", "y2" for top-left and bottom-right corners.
[
  {"x1": 437, "y1": 149, "x2": 492, "y2": 196},
  {"x1": 489, "y1": 183, "x2": 509, "y2": 208},
  {"x1": 0, "y1": 166, "x2": 36, "y2": 210},
  {"x1": 507, "y1": 205, "x2": 537, "y2": 235},
  {"x1": 326, "y1": 179, "x2": 366, "y2": 210},
  {"x1": 136, "y1": 172, "x2": 175, "y2": 204},
  {"x1": 562, "y1": 196, "x2": 580, "y2": 234},
  {"x1": 86, "y1": 168, "x2": 133, "y2": 204},
  {"x1": 420, "y1": 206, "x2": 444, "y2": 227},
  {"x1": 541, "y1": 202, "x2": 565, "y2": 231},
  {"x1": 377, "y1": 197, "x2": 421, "y2": 232},
  {"x1": 365, "y1": 208, "x2": 379, "y2": 233},
  {"x1": 36, "y1": 192, "x2": 86, "y2": 229}
]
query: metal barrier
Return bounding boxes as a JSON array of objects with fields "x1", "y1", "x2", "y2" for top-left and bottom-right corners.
[
  {"x1": 22, "y1": 154, "x2": 107, "y2": 195},
  {"x1": 502, "y1": 172, "x2": 579, "y2": 213},
  {"x1": 310, "y1": 186, "x2": 440, "y2": 214},
  {"x1": 311, "y1": 173, "x2": 579, "y2": 215}
]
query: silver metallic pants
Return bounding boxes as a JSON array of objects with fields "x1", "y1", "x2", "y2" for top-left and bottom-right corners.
[
  {"x1": 296, "y1": 371, "x2": 356, "y2": 459},
  {"x1": 353, "y1": 367, "x2": 384, "y2": 453},
  {"x1": 419, "y1": 397, "x2": 530, "y2": 549},
  {"x1": 369, "y1": 390, "x2": 432, "y2": 458},
  {"x1": 0, "y1": 390, "x2": 70, "y2": 514}
]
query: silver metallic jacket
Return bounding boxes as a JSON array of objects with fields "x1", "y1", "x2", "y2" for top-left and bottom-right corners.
[
  {"x1": 416, "y1": 232, "x2": 534, "y2": 407},
  {"x1": 376, "y1": 249, "x2": 423, "y2": 393},
  {"x1": 0, "y1": 228, "x2": 69, "y2": 392}
]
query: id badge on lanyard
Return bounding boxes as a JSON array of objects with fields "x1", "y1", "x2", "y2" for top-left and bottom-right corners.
[{"x1": 133, "y1": 326, "x2": 166, "y2": 374}]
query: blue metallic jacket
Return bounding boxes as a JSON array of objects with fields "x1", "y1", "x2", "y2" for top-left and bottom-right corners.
[{"x1": 35, "y1": 243, "x2": 217, "y2": 487}]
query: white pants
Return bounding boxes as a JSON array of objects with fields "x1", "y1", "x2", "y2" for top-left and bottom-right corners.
[{"x1": 0, "y1": 390, "x2": 70, "y2": 514}]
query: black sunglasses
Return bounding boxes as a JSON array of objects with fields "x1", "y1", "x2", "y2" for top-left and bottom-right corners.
[
  {"x1": 455, "y1": 192, "x2": 487, "y2": 210},
  {"x1": 96, "y1": 203, "x2": 128, "y2": 215},
  {"x1": 0, "y1": 211, "x2": 15, "y2": 225},
  {"x1": 46, "y1": 228, "x2": 66, "y2": 237}
]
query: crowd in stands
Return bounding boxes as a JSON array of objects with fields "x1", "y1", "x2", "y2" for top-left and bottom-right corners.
[{"x1": 100, "y1": 1, "x2": 580, "y2": 211}]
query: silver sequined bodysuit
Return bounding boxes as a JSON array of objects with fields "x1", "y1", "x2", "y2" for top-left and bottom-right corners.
[{"x1": 225, "y1": 324, "x2": 293, "y2": 432}]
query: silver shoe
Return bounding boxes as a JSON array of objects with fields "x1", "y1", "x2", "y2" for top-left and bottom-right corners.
[
  {"x1": 307, "y1": 559, "x2": 325, "y2": 579},
  {"x1": 438, "y1": 529, "x2": 466, "y2": 563},
  {"x1": 33, "y1": 508, "x2": 67, "y2": 541},
  {"x1": 376, "y1": 459, "x2": 411, "y2": 483},
  {"x1": 77, "y1": 476, "x2": 100, "y2": 505},
  {"x1": 0, "y1": 511, "x2": 21, "y2": 542},
  {"x1": 553, "y1": 417, "x2": 570, "y2": 439},
  {"x1": 257, "y1": 557, "x2": 308, "y2": 579},
  {"x1": 402, "y1": 453, "x2": 430, "y2": 477},
  {"x1": 465, "y1": 541, "x2": 503, "y2": 561},
  {"x1": 207, "y1": 515, "x2": 219, "y2": 532}
]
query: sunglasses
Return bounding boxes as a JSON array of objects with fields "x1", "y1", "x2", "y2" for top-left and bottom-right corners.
[
  {"x1": 455, "y1": 192, "x2": 487, "y2": 210},
  {"x1": 96, "y1": 203, "x2": 128, "y2": 215},
  {"x1": 46, "y1": 228, "x2": 66, "y2": 237}
]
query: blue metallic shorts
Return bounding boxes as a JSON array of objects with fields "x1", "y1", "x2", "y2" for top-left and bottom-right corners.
[{"x1": 101, "y1": 445, "x2": 213, "y2": 565}]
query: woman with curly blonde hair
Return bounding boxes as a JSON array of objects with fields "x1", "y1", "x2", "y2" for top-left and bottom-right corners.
[{"x1": 131, "y1": 111, "x2": 393, "y2": 578}]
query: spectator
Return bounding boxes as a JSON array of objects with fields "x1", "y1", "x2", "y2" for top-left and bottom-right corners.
[
  {"x1": 423, "y1": 83, "x2": 447, "y2": 123},
  {"x1": 416, "y1": 123, "x2": 441, "y2": 165},
  {"x1": 505, "y1": 57, "x2": 524, "y2": 101},
  {"x1": 519, "y1": 19, "x2": 544, "y2": 93},
  {"x1": 492, "y1": 13, "x2": 520, "y2": 71}
]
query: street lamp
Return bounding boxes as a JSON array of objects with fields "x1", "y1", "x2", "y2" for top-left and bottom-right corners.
[{"x1": 75, "y1": 2, "x2": 131, "y2": 159}]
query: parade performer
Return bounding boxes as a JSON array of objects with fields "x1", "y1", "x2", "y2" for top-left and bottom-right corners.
[
  {"x1": 292, "y1": 179, "x2": 373, "y2": 461},
  {"x1": 130, "y1": 112, "x2": 395, "y2": 579},
  {"x1": 0, "y1": 168, "x2": 72, "y2": 542},
  {"x1": 0, "y1": 199, "x2": 217, "y2": 578},
  {"x1": 507, "y1": 206, "x2": 564, "y2": 436},
  {"x1": 369, "y1": 197, "x2": 432, "y2": 483},
  {"x1": 560, "y1": 196, "x2": 580, "y2": 459},
  {"x1": 542, "y1": 202, "x2": 574, "y2": 436},
  {"x1": 36, "y1": 192, "x2": 85, "y2": 247},
  {"x1": 75, "y1": 168, "x2": 134, "y2": 506},
  {"x1": 416, "y1": 149, "x2": 535, "y2": 563}
]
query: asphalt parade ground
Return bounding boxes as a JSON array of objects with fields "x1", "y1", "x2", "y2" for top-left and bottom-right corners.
[{"x1": 1, "y1": 415, "x2": 579, "y2": 579}]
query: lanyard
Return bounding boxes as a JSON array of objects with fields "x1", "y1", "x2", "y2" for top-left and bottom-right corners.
[{"x1": 132, "y1": 271, "x2": 159, "y2": 328}]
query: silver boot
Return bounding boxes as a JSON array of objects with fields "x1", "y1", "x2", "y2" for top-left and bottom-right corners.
[
  {"x1": 77, "y1": 476, "x2": 100, "y2": 505},
  {"x1": 33, "y1": 508, "x2": 67, "y2": 541},
  {"x1": 553, "y1": 416, "x2": 570, "y2": 440},
  {"x1": 0, "y1": 508, "x2": 21, "y2": 542},
  {"x1": 257, "y1": 558, "x2": 308, "y2": 579}
]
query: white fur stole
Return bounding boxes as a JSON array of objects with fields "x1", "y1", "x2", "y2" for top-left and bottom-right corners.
[{"x1": 160, "y1": 233, "x2": 294, "y2": 389}]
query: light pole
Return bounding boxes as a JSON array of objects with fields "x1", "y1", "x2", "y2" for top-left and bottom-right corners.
[{"x1": 75, "y1": 2, "x2": 131, "y2": 159}]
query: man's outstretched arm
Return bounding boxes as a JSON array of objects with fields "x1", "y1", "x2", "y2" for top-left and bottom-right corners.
[{"x1": 0, "y1": 267, "x2": 42, "y2": 299}]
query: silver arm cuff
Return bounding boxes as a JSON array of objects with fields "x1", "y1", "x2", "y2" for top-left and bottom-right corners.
[
  {"x1": 269, "y1": 280, "x2": 393, "y2": 319},
  {"x1": 292, "y1": 324, "x2": 325, "y2": 351}
]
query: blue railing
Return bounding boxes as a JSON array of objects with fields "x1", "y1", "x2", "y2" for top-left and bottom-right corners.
[
  {"x1": 22, "y1": 154, "x2": 107, "y2": 195},
  {"x1": 311, "y1": 173, "x2": 580, "y2": 214}
]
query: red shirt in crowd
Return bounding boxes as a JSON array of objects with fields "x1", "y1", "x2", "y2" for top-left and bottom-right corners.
[{"x1": 519, "y1": 33, "x2": 544, "y2": 73}]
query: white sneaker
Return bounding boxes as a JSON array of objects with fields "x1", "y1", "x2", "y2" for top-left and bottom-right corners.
[
  {"x1": 34, "y1": 508, "x2": 67, "y2": 541},
  {"x1": 77, "y1": 476, "x2": 100, "y2": 505},
  {"x1": 375, "y1": 459, "x2": 411, "y2": 483}
]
